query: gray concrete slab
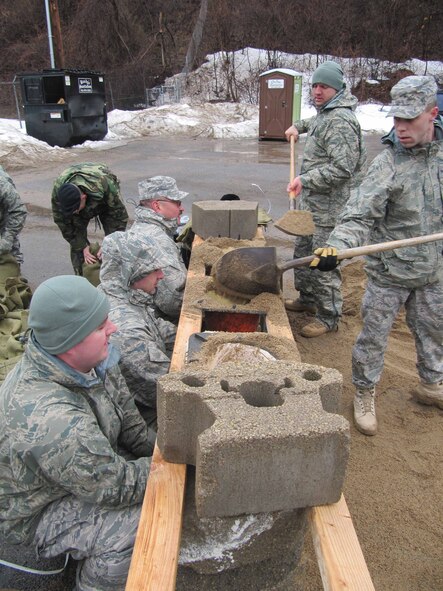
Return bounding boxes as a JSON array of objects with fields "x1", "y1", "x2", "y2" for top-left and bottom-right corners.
[{"x1": 192, "y1": 200, "x2": 258, "y2": 240}]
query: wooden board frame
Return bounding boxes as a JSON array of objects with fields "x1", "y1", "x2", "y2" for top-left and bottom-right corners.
[{"x1": 126, "y1": 235, "x2": 375, "y2": 591}]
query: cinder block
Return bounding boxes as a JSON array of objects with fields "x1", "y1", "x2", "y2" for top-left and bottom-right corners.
[
  {"x1": 157, "y1": 360, "x2": 349, "y2": 518},
  {"x1": 192, "y1": 201, "x2": 258, "y2": 239}
]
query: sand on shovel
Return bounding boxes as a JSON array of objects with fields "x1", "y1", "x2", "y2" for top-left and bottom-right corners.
[{"x1": 274, "y1": 209, "x2": 315, "y2": 236}]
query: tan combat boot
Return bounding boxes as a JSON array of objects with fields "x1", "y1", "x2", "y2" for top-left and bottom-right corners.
[
  {"x1": 353, "y1": 387, "x2": 377, "y2": 436},
  {"x1": 300, "y1": 319, "x2": 336, "y2": 338},
  {"x1": 414, "y1": 380, "x2": 443, "y2": 410},
  {"x1": 284, "y1": 298, "x2": 317, "y2": 314}
]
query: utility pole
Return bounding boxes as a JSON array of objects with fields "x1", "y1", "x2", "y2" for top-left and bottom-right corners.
[
  {"x1": 44, "y1": 0, "x2": 65, "y2": 69},
  {"x1": 44, "y1": 0, "x2": 55, "y2": 68},
  {"x1": 49, "y1": 0, "x2": 65, "y2": 68}
]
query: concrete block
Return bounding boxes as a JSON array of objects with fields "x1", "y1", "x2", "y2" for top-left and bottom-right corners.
[
  {"x1": 192, "y1": 201, "x2": 229, "y2": 239},
  {"x1": 192, "y1": 201, "x2": 258, "y2": 239},
  {"x1": 157, "y1": 360, "x2": 349, "y2": 518}
]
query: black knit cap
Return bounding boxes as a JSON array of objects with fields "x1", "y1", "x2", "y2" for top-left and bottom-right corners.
[
  {"x1": 57, "y1": 183, "x2": 82, "y2": 217},
  {"x1": 220, "y1": 194, "x2": 240, "y2": 201}
]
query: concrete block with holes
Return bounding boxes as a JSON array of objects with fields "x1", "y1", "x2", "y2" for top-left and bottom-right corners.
[
  {"x1": 157, "y1": 360, "x2": 349, "y2": 518},
  {"x1": 192, "y1": 200, "x2": 258, "y2": 239}
]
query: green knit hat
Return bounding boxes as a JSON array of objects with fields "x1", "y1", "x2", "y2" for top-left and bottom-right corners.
[
  {"x1": 29, "y1": 275, "x2": 110, "y2": 355},
  {"x1": 312, "y1": 61, "x2": 345, "y2": 91}
]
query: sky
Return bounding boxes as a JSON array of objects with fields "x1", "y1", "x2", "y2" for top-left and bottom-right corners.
[{"x1": 1, "y1": 48, "x2": 442, "y2": 171}]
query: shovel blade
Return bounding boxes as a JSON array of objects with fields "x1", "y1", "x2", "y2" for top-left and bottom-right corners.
[{"x1": 213, "y1": 247, "x2": 281, "y2": 298}]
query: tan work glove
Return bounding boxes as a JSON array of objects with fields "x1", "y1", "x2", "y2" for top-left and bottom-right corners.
[{"x1": 310, "y1": 247, "x2": 339, "y2": 272}]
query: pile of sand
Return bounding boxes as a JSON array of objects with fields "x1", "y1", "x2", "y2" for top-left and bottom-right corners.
[{"x1": 287, "y1": 259, "x2": 443, "y2": 590}]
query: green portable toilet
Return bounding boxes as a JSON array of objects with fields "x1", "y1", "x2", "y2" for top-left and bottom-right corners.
[{"x1": 259, "y1": 69, "x2": 302, "y2": 140}]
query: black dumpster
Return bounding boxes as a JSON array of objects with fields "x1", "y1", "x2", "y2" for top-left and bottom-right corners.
[{"x1": 18, "y1": 69, "x2": 108, "y2": 147}]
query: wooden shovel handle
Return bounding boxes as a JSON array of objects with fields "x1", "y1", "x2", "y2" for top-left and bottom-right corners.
[
  {"x1": 289, "y1": 135, "x2": 297, "y2": 206},
  {"x1": 279, "y1": 232, "x2": 443, "y2": 273}
]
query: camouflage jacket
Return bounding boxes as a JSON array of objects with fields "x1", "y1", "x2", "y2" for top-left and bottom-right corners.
[
  {"x1": 129, "y1": 206, "x2": 186, "y2": 318},
  {"x1": 327, "y1": 117, "x2": 443, "y2": 289},
  {"x1": 51, "y1": 163, "x2": 128, "y2": 251},
  {"x1": 0, "y1": 335, "x2": 150, "y2": 544},
  {"x1": 295, "y1": 89, "x2": 367, "y2": 226},
  {"x1": 100, "y1": 232, "x2": 176, "y2": 413},
  {"x1": 0, "y1": 166, "x2": 27, "y2": 263}
]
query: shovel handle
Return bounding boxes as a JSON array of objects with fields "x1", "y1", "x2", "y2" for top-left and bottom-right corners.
[
  {"x1": 279, "y1": 232, "x2": 443, "y2": 273},
  {"x1": 289, "y1": 136, "x2": 297, "y2": 205}
]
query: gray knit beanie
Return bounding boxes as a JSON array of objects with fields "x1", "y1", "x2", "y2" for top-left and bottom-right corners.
[
  {"x1": 29, "y1": 275, "x2": 110, "y2": 354},
  {"x1": 311, "y1": 61, "x2": 345, "y2": 91}
]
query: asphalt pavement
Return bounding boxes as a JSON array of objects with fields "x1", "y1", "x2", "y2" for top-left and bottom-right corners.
[{"x1": 14, "y1": 133, "x2": 384, "y2": 289}]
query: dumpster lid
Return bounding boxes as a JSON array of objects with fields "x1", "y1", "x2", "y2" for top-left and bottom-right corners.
[{"x1": 18, "y1": 68, "x2": 105, "y2": 78}]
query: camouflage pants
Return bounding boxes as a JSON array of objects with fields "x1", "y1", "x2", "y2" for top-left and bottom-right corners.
[
  {"x1": 293, "y1": 226, "x2": 342, "y2": 329},
  {"x1": 10, "y1": 238, "x2": 24, "y2": 264},
  {"x1": 353, "y1": 278, "x2": 443, "y2": 389},
  {"x1": 34, "y1": 496, "x2": 142, "y2": 591},
  {"x1": 71, "y1": 249, "x2": 85, "y2": 276}
]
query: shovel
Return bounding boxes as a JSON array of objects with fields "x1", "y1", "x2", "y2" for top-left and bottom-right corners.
[
  {"x1": 274, "y1": 135, "x2": 315, "y2": 236},
  {"x1": 212, "y1": 232, "x2": 443, "y2": 300}
]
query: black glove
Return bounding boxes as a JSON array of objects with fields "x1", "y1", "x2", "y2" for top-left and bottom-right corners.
[{"x1": 310, "y1": 247, "x2": 339, "y2": 272}]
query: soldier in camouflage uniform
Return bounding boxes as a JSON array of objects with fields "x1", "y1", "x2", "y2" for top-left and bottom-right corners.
[
  {"x1": 129, "y1": 176, "x2": 188, "y2": 319},
  {"x1": 51, "y1": 162, "x2": 129, "y2": 275},
  {"x1": 0, "y1": 276, "x2": 151, "y2": 590},
  {"x1": 0, "y1": 165, "x2": 27, "y2": 264},
  {"x1": 285, "y1": 61, "x2": 367, "y2": 337},
  {"x1": 315, "y1": 76, "x2": 443, "y2": 436},
  {"x1": 100, "y1": 230, "x2": 176, "y2": 433}
]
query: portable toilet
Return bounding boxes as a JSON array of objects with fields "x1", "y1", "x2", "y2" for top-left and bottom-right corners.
[
  {"x1": 18, "y1": 69, "x2": 108, "y2": 147},
  {"x1": 259, "y1": 69, "x2": 302, "y2": 140}
]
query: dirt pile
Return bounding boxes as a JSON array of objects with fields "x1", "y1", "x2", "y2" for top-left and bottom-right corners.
[{"x1": 287, "y1": 259, "x2": 443, "y2": 591}]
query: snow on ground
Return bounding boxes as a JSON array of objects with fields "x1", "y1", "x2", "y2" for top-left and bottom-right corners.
[{"x1": 0, "y1": 49, "x2": 441, "y2": 169}]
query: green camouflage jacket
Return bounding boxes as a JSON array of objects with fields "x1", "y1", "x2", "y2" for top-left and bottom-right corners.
[
  {"x1": 0, "y1": 166, "x2": 27, "y2": 263},
  {"x1": 295, "y1": 88, "x2": 367, "y2": 226},
  {"x1": 0, "y1": 336, "x2": 150, "y2": 544},
  {"x1": 51, "y1": 163, "x2": 128, "y2": 251},
  {"x1": 327, "y1": 117, "x2": 443, "y2": 288}
]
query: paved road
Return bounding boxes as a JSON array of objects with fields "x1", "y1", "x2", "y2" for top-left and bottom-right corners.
[{"x1": 14, "y1": 133, "x2": 384, "y2": 288}]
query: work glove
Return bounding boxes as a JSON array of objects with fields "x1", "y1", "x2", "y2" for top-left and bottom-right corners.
[{"x1": 310, "y1": 247, "x2": 339, "y2": 272}]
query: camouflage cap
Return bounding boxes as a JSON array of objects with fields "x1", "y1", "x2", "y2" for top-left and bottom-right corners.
[
  {"x1": 387, "y1": 75, "x2": 438, "y2": 119},
  {"x1": 138, "y1": 176, "x2": 189, "y2": 203}
]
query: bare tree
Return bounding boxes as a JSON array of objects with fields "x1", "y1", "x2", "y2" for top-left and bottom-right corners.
[{"x1": 182, "y1": 0, "x2": 209, "y2": 74}]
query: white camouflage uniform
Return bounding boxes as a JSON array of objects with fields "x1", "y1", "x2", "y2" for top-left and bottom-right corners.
[
  {"x1": 327, "y1": 77, "x2": 443, "y2": 389},
  {"x1": 100, "y1": 231, "x2": 177, "y2": 429}
]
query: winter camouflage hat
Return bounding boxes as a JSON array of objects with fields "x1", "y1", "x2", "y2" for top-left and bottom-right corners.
[
  {"x1": 138, "y1": 176, "x2": 188, "y2": 203},
  {"x1": 100, "y1": 231, "x2": 169, "y2": 288},
  {"x1": 387, "y1": 76, "x2": 438, "y2": 119}
]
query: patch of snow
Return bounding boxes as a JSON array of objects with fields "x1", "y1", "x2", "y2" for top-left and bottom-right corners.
[{"x1": 0, "y1": 49, "x2": 441, "y2": 170}]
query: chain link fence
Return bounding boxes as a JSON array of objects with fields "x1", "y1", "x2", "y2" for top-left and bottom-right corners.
[
  {"x1": 146, "y1": 78, "x2": 182, "y2": 107},
  {"x1": 0, "y1": 79, "x2": 24, "y2": 122}
]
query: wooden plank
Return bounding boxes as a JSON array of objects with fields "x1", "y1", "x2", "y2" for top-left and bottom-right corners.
[
  {"x1": 125, "y1": 446, "x2": 186, "y2": 591},
  {"x1": 309, "y1": 495, "x2": 375, "y2": 591},
  {"x1": 126, "y1": 296, "x2": 204, "y2": 587}
]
